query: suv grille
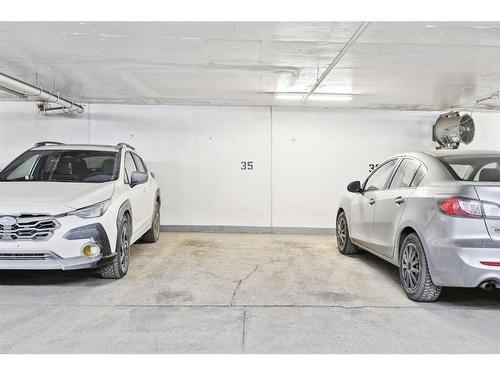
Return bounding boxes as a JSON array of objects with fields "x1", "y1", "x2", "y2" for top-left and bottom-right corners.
[
  {"x1": 0, "y1": 253, "x2": 54, "y2": 261},
  {"x1": 0, "y1": 215, "x2": 60, "y2": 241}
]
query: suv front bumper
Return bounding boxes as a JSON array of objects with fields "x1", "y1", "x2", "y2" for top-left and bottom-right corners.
[
  {"x1": 0, "y1": 212, "x2": 118, "y2": 271},
  {"x1": 0, "y1": 252, "x2": 116, "y2": 270}
]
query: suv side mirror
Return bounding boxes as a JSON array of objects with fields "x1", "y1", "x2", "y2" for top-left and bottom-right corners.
[
  {"x1": 347, "y1": 180, "x2": 362, "y2": 193},
  {"x1": 130, "y1": 171, "x2": 148, "y2": 187}
]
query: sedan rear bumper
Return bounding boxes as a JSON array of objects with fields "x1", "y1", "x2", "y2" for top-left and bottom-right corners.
[{"x1": 427, "y1": 238, "x2": 500, "y2": 288}]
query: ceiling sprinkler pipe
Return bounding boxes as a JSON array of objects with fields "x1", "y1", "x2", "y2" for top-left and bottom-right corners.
[
  {"x1": 302, "y1": 21, "x2": 371, "y2": 103},
  {"x1": 0, "y1": 71, "x2": 84, "y2": 113}
]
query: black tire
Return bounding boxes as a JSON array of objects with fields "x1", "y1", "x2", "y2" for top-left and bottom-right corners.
[
  {"x1": 399, "y1": 233, "x2": 442, "y2": 302},
  {"x1": 336, "y1": 211, "x2": 359, "y2": 255},
  {"x1": 100, "y1": 214, "x2": 131, "y2": 279},
  {"x1": 141, "y1": 201, "x2": 160, "y2": 243}
]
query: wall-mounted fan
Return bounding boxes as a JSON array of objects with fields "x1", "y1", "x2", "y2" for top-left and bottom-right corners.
[{"x1": 432, "y1": 112, "x2": 475, "y2": 149}]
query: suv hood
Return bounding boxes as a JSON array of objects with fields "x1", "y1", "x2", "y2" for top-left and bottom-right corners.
[{"x1": 0, "y1": 181, "x2": 115, "y2": 216}]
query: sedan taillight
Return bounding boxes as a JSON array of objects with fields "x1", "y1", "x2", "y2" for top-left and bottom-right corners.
[
  {"x1": 480, "y1": 261, "x2": 500, "y2": 267},
  {"x1": 438, "y1": 196, "x2": 483, "y2": 218}
]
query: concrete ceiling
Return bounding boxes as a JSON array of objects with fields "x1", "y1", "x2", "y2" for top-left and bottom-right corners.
[{"x1": 1, "y1": 22, "x2": 500, "y2": 110}]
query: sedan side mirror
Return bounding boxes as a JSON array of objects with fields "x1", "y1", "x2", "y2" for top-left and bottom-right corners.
[
  {"x1": 347, "y1": 180, "x2": 362, "y2": 193},
  {"x1": 130, "y1": 171, "x2": 148, "y2": 187}
]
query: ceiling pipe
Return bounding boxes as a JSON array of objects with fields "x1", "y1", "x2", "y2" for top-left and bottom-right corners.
[
  {"x1": 302, "y1": 21, "x2": 371, "y2": 103},
  {"x1": 0, "y1": 71, "x2": 84, "y2": 113},
  {"x1": 0, "y1": 84, "x2": 27, "y2": 99}
]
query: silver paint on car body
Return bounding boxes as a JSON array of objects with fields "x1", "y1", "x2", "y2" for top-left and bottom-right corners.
[{"x1": 338, "y1": 150, "x2": 500, "y2": 288}]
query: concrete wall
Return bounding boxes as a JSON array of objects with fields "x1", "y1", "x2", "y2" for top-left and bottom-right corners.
[{"x1": 0, "y1": 101, "x2": 498, "y2": 230}]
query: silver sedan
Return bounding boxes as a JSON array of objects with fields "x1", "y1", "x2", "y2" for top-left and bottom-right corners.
[{"x1": 337, "y1": 150, "x2": 500, "y2": 302}]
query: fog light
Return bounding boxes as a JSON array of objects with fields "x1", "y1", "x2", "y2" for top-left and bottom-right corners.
[{"x1": 82, "y1": 244, "x2": 101, "y2": 257}]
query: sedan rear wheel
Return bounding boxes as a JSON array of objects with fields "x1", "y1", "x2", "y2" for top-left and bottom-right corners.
[
  {"x1": 401, "y1": 243, "x2": 420, "y2": 292},
  {"x1": 399, "y1": 233, "x2": 442, "y2": 302}
]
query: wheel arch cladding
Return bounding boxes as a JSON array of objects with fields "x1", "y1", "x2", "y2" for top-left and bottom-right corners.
[
  {"x1": 117, "y1": 200, "x2": 132, "y2": 232},
  {"x1": 155, "y1": 189, "x2": 161, "y2": 205}
]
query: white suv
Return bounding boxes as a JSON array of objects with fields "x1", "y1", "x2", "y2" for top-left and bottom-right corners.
[{"x1": 0, "y1": 142, "x2": 161, "y2": 279}]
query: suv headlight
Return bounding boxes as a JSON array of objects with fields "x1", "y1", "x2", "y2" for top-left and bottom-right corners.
[{"x1": 68, "y1": 199, "x2": 112, "y2": 218}]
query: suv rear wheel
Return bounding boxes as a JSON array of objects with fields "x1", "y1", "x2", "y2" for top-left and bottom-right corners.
[
  {"x1": 141, "y1": 201, "x2": 160, "y2": 243},
  {"x1": 399, "y1": 233, "x2": 442, "y2": 302}
]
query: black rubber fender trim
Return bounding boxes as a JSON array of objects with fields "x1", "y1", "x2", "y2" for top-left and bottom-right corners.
[
  {"x1": 63, "y1": 223, "x2": 112, "y2": 256},
  {"x1": 117, "y1": 200, "x2": 132, "y2": 234}
]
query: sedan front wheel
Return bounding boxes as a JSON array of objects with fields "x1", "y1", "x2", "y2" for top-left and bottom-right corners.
[{"x1": 336, "y1": 212, "x2": 359, "y2": 255}]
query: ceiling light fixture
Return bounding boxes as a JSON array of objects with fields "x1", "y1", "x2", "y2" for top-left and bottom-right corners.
[
  {"x1": 275, "y1": 93, "x2": 353, "y2": 102},
  {"x1": 307, "y1": 94, "x2": 353, "y2": 102}
]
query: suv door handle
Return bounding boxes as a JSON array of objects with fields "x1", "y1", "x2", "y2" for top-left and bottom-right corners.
[
  {"x1": 368, "y1": 198, "x2": 376, "y2": 205},
  {"x1": 394, "y1": 196, "x2": 405, "y2": 205}
]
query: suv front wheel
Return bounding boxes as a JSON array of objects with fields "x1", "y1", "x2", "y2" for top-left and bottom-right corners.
[{"x1": 100, "y1": 214, "x2": 131, "y2": 279}]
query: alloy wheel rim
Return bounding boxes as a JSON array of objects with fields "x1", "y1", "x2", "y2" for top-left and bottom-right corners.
[
  {"x1": 337, "y1": 217, "x2": 347, "y2": 249},
  {"x1": 119, "y1": 223, "x2": 130, "y2": 272},
  {"x1": 401, "y1": 243, "x2": 421, "y2": 291}
]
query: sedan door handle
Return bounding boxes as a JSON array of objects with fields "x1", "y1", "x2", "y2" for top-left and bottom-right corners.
[
  {"x1": 368, "y1": 198, "x2": 376, "y2": 205},
  {"x1": 394, "y1": 196, "x2": 405, "y2": 205}
]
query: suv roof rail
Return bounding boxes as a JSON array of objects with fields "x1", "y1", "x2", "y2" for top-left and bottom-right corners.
[
  {"x1": 33, "y1": 141, "x2": 65, "y2": 148},
  {"x1": 116, "y1": 142, "x2": 135, "y2": 150}
]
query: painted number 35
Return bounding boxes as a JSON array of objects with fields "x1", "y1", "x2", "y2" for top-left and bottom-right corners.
[{"x1": 241, "y1": 161, "x2": 254, "y2": 170}]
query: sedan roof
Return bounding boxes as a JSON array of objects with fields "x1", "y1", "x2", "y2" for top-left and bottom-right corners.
[{"x1": 423, "y1": 149, "x2": 500, "y2": 158}]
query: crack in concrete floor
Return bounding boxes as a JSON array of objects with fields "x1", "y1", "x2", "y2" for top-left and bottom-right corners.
[{"x1": 230, "y1": 265, "x2": 260, "y2": 306}]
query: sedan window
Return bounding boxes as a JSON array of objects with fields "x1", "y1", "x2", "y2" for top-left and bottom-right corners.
[
  {"x1": 364, "y1": 159, "x2": 398, "y2": 192},
  {"x1": 440, "y1": 156, "x2": 500, "y2": 182},
  {"x1": 410, "y1": 166, "x2": 426, "y2": 187},
  {"x1": 389, "y1": 158, "x2": 422, "y2": 189},
  {"x1": 473, "y1": 162, "x2": 498, "y2": 181}
]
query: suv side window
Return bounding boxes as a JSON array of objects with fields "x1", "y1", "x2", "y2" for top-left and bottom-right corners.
[
  {"x1": 124, "y1": 152, "x2": 138, "y2": 184},
  {"x1": 364, "y1": 159, "x2": 398, "y2": 192},
  {"x1": 389, "y1": 158, "x2": 422, "y2": 189},
  {"x1": 131, "y1": 153, "x2": 147, "y2": 173}
]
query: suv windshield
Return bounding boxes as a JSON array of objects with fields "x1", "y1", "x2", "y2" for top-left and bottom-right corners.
[
  {"x1": 439, "y1": 155, "x2": 500, "y2": 182},
  {"x1": 0, "y1": 150, "x2": 119, "y2": 183}
]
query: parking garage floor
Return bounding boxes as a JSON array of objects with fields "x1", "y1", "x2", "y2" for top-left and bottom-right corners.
[{"x1": 0, "y1": 232, "x2": 499, "y2": 354}]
